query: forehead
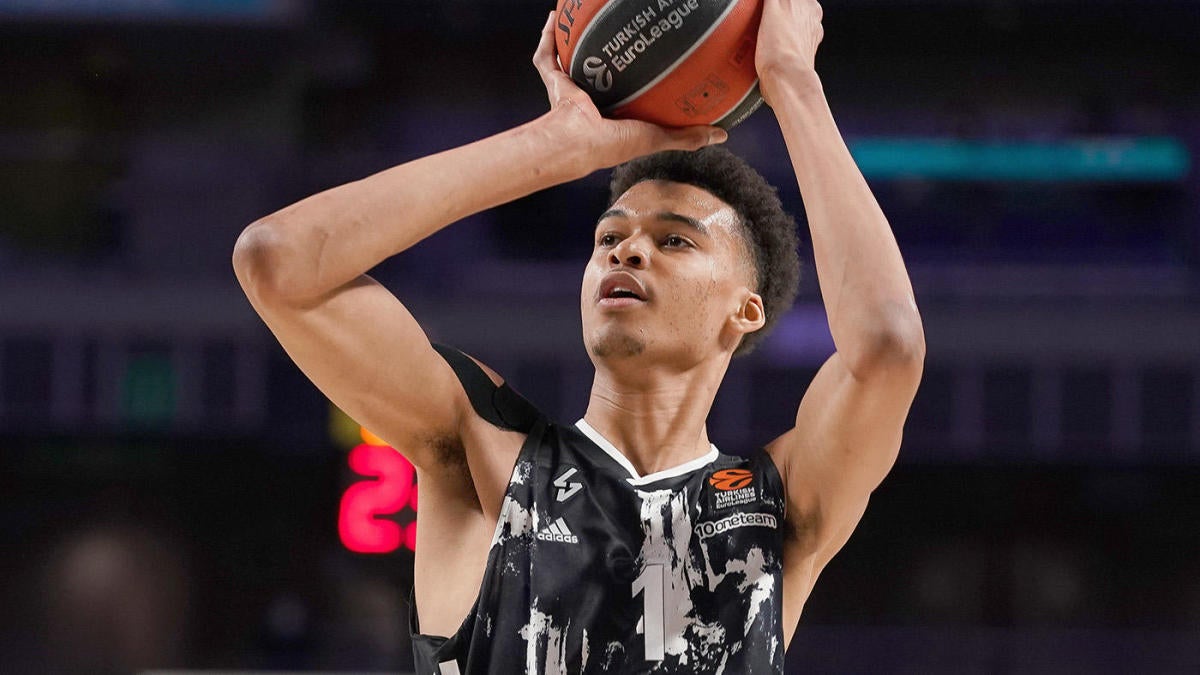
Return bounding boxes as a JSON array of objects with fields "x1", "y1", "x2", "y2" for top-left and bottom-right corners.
[{"x1": 607, "y1": 180, "x2": 740, "y2": 234}]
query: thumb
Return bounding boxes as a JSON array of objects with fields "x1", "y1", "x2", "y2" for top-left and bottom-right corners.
[{"x1": 661, "y1": 125, "x2": 729, "y2": 151}]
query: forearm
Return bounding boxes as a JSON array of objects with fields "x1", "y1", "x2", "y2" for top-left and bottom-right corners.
[
  {"x1": 235, "y1": 108, "x2": 590, "y2": 303},
  {"x1": 772, "y1": 68, "x2": 924, "y2": 372},
  {"x1": 235, "y1": 6, "x2": 723, "y2": 303}
]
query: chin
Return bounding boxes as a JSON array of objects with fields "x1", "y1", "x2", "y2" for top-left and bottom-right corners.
[{"x1": 588, "y1": 332, "x2": 646, "y2": 360}]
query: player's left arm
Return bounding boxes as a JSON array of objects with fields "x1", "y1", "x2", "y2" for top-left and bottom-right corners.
[{"x1": 759, "y1": 0, "x2": 926, "y2": 619}]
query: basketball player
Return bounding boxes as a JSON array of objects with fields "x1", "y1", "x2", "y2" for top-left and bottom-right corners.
[{"x1": 233, "y1": 1, "x2": 923, "y2": 672}]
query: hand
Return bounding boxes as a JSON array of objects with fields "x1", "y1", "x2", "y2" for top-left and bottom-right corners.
[
  {"x1": 531, "y1": 12, "x2": 726, "y2": 172},
  {"x1": 755, "y1": 0, "x2": 825, "y2": 106}
]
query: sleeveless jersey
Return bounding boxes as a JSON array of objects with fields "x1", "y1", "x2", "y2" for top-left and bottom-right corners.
[{"x1": 411, "y1": 346, "x2": 787, "y2": 674}]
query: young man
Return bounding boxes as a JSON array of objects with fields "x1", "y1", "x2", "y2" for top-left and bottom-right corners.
[{"x1": 233, "y1": 1, "x2": 924, "y2": 672}]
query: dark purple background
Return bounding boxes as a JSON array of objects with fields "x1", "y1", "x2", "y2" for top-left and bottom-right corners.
[{"x1": 1, "y1": 1, "x2": 1198, "y2": 672}]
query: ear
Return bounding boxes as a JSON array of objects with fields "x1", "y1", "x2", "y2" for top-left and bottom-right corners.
[{"x1": 730, "y1": 291, "x2": 766, "y2": 337}]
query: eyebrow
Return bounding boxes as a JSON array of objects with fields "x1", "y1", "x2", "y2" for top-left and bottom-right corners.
[{"x1": 596, "y1": 208, "x2": 709, "y2": 235}]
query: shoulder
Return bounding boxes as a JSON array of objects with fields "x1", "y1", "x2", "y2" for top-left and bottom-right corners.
[
  {"x1": 425, "y1": 344, "x2": 545, "y2": 516},
  {"x1": 703, "y1": 449, "x2": 788, "y2": 518},
  {"x1": 711, "y1": 448, "x2": 785, "y2": 487},
  {"x1": 432, "y1": 344, "x2": 542, "y2": 433}
]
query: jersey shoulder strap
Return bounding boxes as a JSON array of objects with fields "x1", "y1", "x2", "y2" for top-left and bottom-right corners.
[
  {"x1": 750, "y1": 447, "x2": 787, "y2": 501},
  {"x1": 432, "y1": 343, "x2": 540, "y2": 434}
]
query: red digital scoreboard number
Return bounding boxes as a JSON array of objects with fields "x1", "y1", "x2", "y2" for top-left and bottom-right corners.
[{"x1": 338, "y1": 429, "x2": 419, "y2": 554}]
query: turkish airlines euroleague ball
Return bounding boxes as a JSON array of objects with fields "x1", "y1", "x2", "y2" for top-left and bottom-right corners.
[{"x1": 555, "y1": 0, "x2": 764, "y2": 129}]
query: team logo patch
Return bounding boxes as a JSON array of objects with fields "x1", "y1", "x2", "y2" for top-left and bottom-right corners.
[
  {"x1": 695, "y1": 512, "x2": 778, "y2": 540},
  {"x1": 536, "y1": 517, "x2": 579, "y2": 544},
  {"x1": 554, "y1": 467, "x2": 583, "y2": 503},
  {"x1": 708, "y1": 469, "x2": 757, "y2": 510}
]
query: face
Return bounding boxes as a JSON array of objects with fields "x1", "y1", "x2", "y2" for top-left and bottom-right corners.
[{"x1": 580, "y1": 180, "x2": 764, "y2": 368}]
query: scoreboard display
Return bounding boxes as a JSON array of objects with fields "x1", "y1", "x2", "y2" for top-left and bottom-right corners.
[{"x1": 337, "y1": 426, "x2": 419, "y2": 554}]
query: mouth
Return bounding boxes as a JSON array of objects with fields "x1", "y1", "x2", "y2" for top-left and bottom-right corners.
[{"x1": 597, "y1": 272, "x2": 648, "y2": 308}]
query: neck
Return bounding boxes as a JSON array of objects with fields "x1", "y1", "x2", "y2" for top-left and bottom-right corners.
[{"x1": 582, "y1": 354, "x2": 730, "y2": 476}]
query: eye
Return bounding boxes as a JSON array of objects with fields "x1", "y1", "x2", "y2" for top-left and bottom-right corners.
[
  {"x1": 597, "y1": 232, "x2": 620, "y2": 248},
  {"x1": 662, "y1": 234, "x2": 691, "y2": 249}
]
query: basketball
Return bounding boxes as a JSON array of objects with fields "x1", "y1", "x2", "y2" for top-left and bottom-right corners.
[{"x1": 554, "y1": 0, "x2": 764, "y2": 129}]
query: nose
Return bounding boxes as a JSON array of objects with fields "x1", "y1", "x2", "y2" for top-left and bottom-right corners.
[{"x1": 608, "y1": 235, "x2": 648, "y2": 269}]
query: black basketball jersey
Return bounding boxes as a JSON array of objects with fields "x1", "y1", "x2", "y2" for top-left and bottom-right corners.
[{"x1": 411, "y1": 346, "x2": 787, "y2": 674}]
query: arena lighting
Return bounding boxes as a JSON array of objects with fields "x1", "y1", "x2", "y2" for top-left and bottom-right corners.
[
  {"x1": 848, "y1": 136, "x2": 1190, "y2": 182},
  {"x1": 337, "y1": 427, "x2": 419, "y2": 554}
]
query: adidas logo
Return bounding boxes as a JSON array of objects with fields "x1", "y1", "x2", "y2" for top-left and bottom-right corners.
[{"x1": 535, "y1": 517, "x2": 579, "y2": 544}]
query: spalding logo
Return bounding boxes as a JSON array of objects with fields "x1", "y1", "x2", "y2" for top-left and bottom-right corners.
[
  {"x1": 557, "y1": 0, "x2": 585, "y2": 45},
  {"x1": 708, "y1": 469, "x2": 754, "y2": 491},
  {"x1": 582, "y1": 57, "x2": 613, "y2": 92}
]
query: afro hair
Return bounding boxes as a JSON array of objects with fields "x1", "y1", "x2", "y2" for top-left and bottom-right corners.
[{"x1": 608, "y1": 146, "x2": 801, "y2": 356}]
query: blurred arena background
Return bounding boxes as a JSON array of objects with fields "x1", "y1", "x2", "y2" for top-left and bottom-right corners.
[{"x1": 0, "y1": 0, "x2": 1198, "y2": 672}]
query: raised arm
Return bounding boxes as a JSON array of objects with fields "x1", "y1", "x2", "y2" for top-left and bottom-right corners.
[
  {"x1": 758, "y1": 0, "x2": 926, "y2": 630},
  {"x1": 232, "y1": 14, "x2": 724, "y2": 487}
]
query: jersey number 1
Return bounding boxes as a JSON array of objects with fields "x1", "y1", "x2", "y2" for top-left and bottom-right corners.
[{"x1": 632, "y1": 564, "x2": 665, "y2": 661}]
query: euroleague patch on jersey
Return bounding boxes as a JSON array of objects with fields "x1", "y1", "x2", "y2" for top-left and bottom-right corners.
[
  {"x1": 708, "y1": 468, "x2": 758, "y2": 510},
  {"x1": 695, "y1": 511, "x2": 778, "y2": 540}
]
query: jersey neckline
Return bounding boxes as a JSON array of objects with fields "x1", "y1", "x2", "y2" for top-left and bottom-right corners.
[{"x1": 574, "y1": 418, "x2": 720, "y2": 486}]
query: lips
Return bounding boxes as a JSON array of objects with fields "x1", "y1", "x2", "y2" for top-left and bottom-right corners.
[{"x1": 598, "y1": 271, "x2": 648, "y2": 304}]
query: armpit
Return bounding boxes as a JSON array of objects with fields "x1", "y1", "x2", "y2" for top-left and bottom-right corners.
[
  {"x1": 781, "y1": 516, "x2": 802, "y2": 543},
  {"x1": 425, "y1": 433, "x2": 474, "y2": 488}
]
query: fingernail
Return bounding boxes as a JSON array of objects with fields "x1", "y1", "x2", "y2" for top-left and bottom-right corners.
[{"x1": 710, "y1": 129, "x2": 728, "y2": 144}]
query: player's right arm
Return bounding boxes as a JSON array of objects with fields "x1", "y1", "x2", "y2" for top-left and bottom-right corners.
[{"x1": 232, "y1": 14, "x2": 725, "y2": 477}]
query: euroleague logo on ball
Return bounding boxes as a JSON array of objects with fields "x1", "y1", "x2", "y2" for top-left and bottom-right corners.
[
  {"x1": 708, "y1": 469, "x2": 754, "y2": 491},
  {"x1": 582, "y1": 57, "x2": 613, "y2": 92},
  {"x1": 554, "y1": 0, "x2": 765, "y2": 129}
]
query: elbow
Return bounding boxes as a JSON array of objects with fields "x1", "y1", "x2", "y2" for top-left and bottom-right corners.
[
  {"x1": 844, "y1": 305, "x2": 926, "y2": 379},
  {"x1": 884, "y1": 309, "x2": 926, "y2": 365},
  {"x1": 232, "y1": 218, "x2": 309, "y2": 304}
]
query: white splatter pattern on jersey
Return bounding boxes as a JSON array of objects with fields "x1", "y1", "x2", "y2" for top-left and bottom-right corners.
[
  {"x1": 729, "y1": 547, "x2": 775, "y2": 636},
  {"x1": 490, "y1": 494, "x2": 535, "y2": 552},
  {"x1": 637, "y1": 487, "x2": 724, "y2": 664},
  {"x1": 498, "y1": 482, "x2": 778, "y2": 671},
  {"x1": 519, "y1": 603, "x2": 555, "y2": 674},
  {"x1": 640, "y1": 485, "x2": 777, "y2": 669},
  {"x1": 510, "y1": 460, "x2": 532, "y2": 486}
]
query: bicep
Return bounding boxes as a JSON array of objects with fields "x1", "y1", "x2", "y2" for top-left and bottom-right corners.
[
  {"x1": 769, "y1": 350, "x2": 922, "y2": 558},
  {"x1": 245, "y1": 273, "x2": 468, "y2": 470}
]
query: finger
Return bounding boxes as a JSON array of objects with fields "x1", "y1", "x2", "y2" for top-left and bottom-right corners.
[
  {"x1": 664, "y1": 125, "x2": 729, "y2": 150},
  {"x1": 533, "y1": 11, "x2": 573, "y2": 101},
  {"x1": 630, "y1": 121, "x2": 729, "y2": 153},
  {"x1": 532, "y1": 12, "x2": 563, "y2": 79}
]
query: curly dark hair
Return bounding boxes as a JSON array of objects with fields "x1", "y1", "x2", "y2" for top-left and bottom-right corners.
[{"x1": 608, "y1": 146, "x2": 801, "y2": 356}]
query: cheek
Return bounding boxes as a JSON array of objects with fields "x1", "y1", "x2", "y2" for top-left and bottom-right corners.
[
  {"x1": 580, "y1": 261, "x2": 600, "y2": 301},
  {"x1": 668, "y1": 261, "x2": 725, "y2": 325}
]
